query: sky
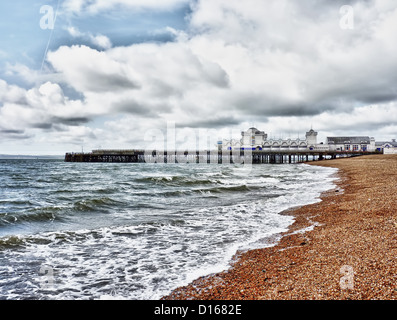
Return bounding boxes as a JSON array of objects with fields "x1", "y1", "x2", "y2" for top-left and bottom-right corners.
[{"x1": 0, "y1": 0, "x2": 397, "y2": 155}]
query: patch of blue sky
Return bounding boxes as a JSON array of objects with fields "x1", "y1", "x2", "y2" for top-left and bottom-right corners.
[
  {"x1": 60, "y1": 5, "x2": 191, "y2": 47},
  {"x1": 0, "y1": 2, "x2": 49, "y2": 68},
  {"x1": 0, "y1": 0, "x2": 191, "y2": 81}
]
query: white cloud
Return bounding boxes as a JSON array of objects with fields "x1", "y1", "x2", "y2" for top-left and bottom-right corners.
[
  {"x1": 67, "y1": 27, "x2": 112, "y2": 50},
  {"x1": 0, "y1": 81, "x2": 88, "y2": 139},
  {"x1": 91, "y1": 34, "x2": 112, "y2": 50},
  {"x1": 0, "y1": 79, "x2": 27, "y2": 104},
  {"x1": 62, "y1": 0, "x2": 190, "y2": 14},
  {"x1": 67, "y1": 26, "x2": 83, "y2": 37},
  {"x1": 46, "y1": 42, "x2": 231, "y2": 123},
  {"x1": 187, "y1": 0, "x2": 397, "y2": 115},
  {"x1": 48, "y1": 45, "x2": 135, "y2": 94}
]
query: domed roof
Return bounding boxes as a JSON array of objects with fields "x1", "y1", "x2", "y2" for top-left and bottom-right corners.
[{"x1": 247, "y1": 127, "x2": 262, "y2": 134}]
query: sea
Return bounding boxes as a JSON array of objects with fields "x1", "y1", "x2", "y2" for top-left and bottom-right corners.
[{"x1": 0, "y1": 159, "x2": 337, "y2": 300}]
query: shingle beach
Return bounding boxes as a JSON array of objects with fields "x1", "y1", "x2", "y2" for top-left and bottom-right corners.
[{"x1": 163, "y1": 154, "x2": 397, "y2": 300}]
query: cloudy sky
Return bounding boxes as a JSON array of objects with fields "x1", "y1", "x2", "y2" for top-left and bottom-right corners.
[{"x1": 0, "y1": 0, "x2": 396, "y2": 155}]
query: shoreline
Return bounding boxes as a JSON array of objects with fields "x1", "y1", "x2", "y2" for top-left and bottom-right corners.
[{"x1": 162, "y1": 154, "x2": 397, "y2": 300}]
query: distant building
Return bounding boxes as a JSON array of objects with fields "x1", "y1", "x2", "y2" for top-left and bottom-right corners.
[
  {"x1": 241, "y1": 128, "x2": 267, "y2": 149},
  {"x1": 305, "y1": 129, "x2": 318, "y2": 147},
  {"x1": 219, "y1": 127, "x2": 320, "y2": 151},
  {"x1": 221, "y1": 138, "x2": 242, "y2": 151},
  {"x1": 326, "y1": 136, "x2": 376, "y2": 152},
  {"x1": 262, "y1": 138, "x2": 308, "y2": 151},
  {"x1": 218, "y1": 127, "x2": 383, "y2": 153},
  {"x1": 375, "y1": 139, "x2": 397, "y2": 154},
  {"x1": 262, "y1": 130, "x2": 310, "y2": 151}
]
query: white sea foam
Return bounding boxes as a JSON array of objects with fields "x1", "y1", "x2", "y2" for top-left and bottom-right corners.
[{"x1": 0, "y1": 161, "x2": 337, "y2": 300}]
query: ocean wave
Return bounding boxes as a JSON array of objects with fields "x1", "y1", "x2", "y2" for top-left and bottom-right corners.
[
  {"x1": 0, "y1": 197, "x2": 121, "y2": 227},
  {"x1": 135, "y1": 175, "x2": 218, "y2": 186},
  {"x1": 0, "y1": 236, "x2": 27, "y2": 250},
  {"x1": 0, "y1": 207, "x2": 64, "y2": 227},
  {"x1": 209, "y1": 184, "x2": 252, "y2": 193},
  {"x1": 0, "y1": 234, "x2": 53, "y2": 251},
  {"x1": 135, "y1": 174, "x2": 280, "y2": 187},
  {"x1": 72, "y1": 197, "x2": 122, "y2": 212}
]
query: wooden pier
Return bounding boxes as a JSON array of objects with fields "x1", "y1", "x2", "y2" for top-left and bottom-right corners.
[{"x1": 65, "y1": 149, "x2": 379, "y2": 164}]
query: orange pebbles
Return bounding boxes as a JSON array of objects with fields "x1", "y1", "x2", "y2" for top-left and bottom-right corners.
[{"x1": 162, "y1": 155, "x2": 397, "y2": 300}]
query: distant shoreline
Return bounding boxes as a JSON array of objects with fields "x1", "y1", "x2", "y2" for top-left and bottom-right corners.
[
  {"x1": 163, "y1": 154, "x2": 397, "y2": 300},
  {"x1": 0, "y1": 155, "x2": 64, "y2": 160}
]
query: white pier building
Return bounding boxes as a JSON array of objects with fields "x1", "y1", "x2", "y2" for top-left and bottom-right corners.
[
  {"x1": 219, "y1": 128, "x2": 322, "y2": 151},
  {"x1": 219, "y1": 128, "x2": 378, "y2": 153}
]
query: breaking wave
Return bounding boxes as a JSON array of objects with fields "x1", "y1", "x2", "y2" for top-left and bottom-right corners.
[{"x1": 0, "y1": 160, "x2": 338, "y2": 300}]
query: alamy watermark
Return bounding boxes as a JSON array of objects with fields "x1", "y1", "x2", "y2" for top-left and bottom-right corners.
[
  {"x1": 40, "y1": 5, "x2": 56, "y2": 30},
  {"x1": 142, "y1": 121, "x2": 254, "y2": 173},
  {"x1": 39, "y1": 265, "x2": 55, "y2": 290},
  {"x1": 339, "y1": 5, "x2": 354, "y2": 30},
  {"x1": 39, "y1": 3, "x2": 59, "y2": 71},
  {"x1": 340, "y1": 265, "x2": 354, "y2": 290}
]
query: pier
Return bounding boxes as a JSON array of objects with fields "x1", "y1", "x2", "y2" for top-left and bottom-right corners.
[{"x1": 64, "y1": 149, "x2": 379, "y2": 164}]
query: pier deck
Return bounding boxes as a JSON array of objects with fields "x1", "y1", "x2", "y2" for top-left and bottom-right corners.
[{"x1": 65, "y1": 149, "x2": 380, "y2": 164}]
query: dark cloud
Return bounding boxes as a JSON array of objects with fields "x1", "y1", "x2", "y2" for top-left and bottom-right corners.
[
  {"x1": 230, "y1": 94, "x2": 323, "y2": 117},
  {"x1": 0, "y1": 129, "x2": 31, "y2": 140},
  {"x1": 0, "y1": 129, "x2": 25, "y2": 134},
  {"x1": 179, "y1": 116, "x2": 241, "y2": 128},
  {"x1": 30, "y1": 117, "x2": 91, "y2": 130},
  {"x1": 113, "y1": 99, "x2": 168, "y2": 117},
  {"x1": 324, "y1": 119, "x2": 394, "y2": 134},
  {"x1": 82, "y1": 70, "x2": 140, "y2": 92},
  {"x1": 31, "y1": 123, "x2": 53, "y2": 130},
  {"x1": 52, "y1": 117, "x2": 91, "y2": 126},
  {"x1": 355, "y1": 91, "x2": 397, "y2": 105}
]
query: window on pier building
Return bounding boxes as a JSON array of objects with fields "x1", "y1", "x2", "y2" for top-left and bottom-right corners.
[
  {"x1": 345, "y1": 145, "x2": 351, "y2": 151},
  {"x1": 353, "y1": 145, "x2": 359, "y2": 151}
]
